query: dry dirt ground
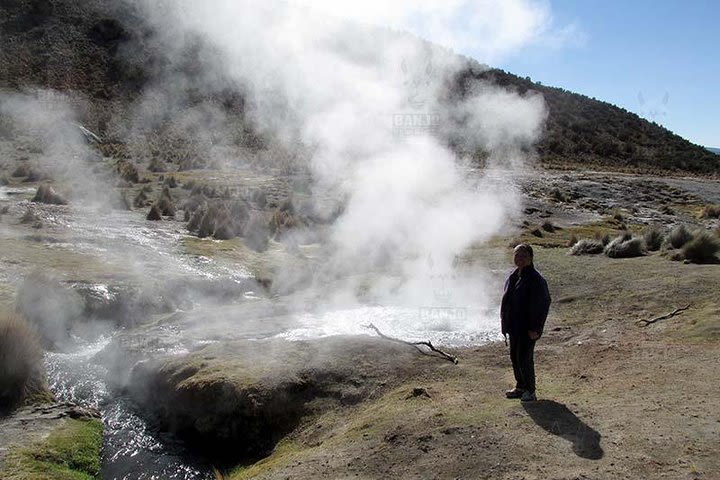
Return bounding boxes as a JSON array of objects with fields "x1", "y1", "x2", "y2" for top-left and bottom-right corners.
[{"x1": 224, "y1": 247, "x2": 720, "y2": 480}]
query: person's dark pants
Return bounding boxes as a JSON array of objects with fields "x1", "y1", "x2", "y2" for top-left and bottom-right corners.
[{"x1": 509, "y1": 333, "x2": 536, "y2": 393}]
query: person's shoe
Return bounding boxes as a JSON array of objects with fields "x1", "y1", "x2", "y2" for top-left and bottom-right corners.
[
  {"x1": 520, "y1": 390, "x2": 537, "y2": 402},
  {"x1": 505, "y1": 388, "x2": 525, "y2": 399}
]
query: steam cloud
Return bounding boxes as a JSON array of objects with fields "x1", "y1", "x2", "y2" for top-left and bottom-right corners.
[
  {"x1": 129, "y1": 0, "x2": 549, "y2": 336},
  {"x1": 1, "y1": 0, "x2": 553, "y2": 342}
]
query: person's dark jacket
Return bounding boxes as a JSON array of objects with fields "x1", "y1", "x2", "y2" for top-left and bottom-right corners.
[{"x1": 500, "y1": 264, "x2": 551, "y2": 337}]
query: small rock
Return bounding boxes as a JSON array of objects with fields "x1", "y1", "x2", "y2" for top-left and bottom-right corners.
[{"x1": 406, "y1": 387, "x2": 431, "y2": 399}]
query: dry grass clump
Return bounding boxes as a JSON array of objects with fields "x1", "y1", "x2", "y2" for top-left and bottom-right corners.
[
  {"x1": 569, "y1": 239, "x2": 604, "y2": 255},
  {"x1": 20, "y1": 208, "x2": 42, "y2": 228},
  {"x1": 681, "y1": 231, "x2": 720, "y2": 264},
  {"x1": 668, "y1": 224, "x2": 693, "y2": 249},
  {"x1": 0, "y1": 313, "x2": 45, "y2": 412},
  {"x1": 189, "y1": 199, "x2": 250, "y2": 240},
  {"x1": 32, "y1": 184, "x2": 67, "y2": 205},
  {"x1": 134, "y1": 190, "x2": 149, "y2": 208},
  {"x1": 269, "y1": 198, "x2": 297, "y2": 237},
  {"x1": 11, "y1": 163, "x2": 31, "y2": 178},
  {"x1": 604, "y1": 234, "x2": 646, "y2": 258},
  {"x1": 146, "y1": 204, "x2": 162, "y2": 221},
  {"x1": 642, "y1": 225, "x2": 665, "y2": 251},
  {"x1": 116, "y1": 159, "x2": 139, "y2": 184},
  {"x1": 155, "y1": 186, "x2": 175, "y2": 217},
  {"x1": 164, "y1": 175, "x2": 177, "y2": 188},
  {"x1": 549, "y1": 187, "x2": 567, "y2": 203},
  {"x1": 148, "y1": 157, "x2": 166, "y2": 173},
  {"x1": 541, "y1": 221, "x2": 557, "y2": 233},
  {"x1": 700, "y1": 204, "x2": 720, "y2": 219}
]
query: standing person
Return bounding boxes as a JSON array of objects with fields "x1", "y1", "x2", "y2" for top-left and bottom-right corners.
[{"x1": 500, "y1": 244, "x2": 551, "y2": 402}]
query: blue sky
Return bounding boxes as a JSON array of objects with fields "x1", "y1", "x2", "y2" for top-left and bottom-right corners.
[{"x1": 495, "y1": 0, "x2": 719, "y2": 147}]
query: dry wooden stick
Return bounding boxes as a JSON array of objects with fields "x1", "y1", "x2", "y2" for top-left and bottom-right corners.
[
  {"x1": 363, "y1": 323, "x2": 459, "y2": 364},
  {"x1": 637, "y1": 304, "x2": 691, "y2": 327}
]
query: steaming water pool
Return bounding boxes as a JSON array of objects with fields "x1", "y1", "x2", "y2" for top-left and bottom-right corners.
[{"x1": 278, "y1": 305, "x2": 501, "y2": 346}]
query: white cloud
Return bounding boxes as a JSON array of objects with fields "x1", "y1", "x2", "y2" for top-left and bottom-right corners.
[{"x1": 290, "y1": 0, "x2": 580, "y2": 62}]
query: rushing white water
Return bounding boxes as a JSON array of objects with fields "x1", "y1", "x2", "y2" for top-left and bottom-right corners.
[{"x1": 45, "y1": 338, "x2": 214, "y2": 480}]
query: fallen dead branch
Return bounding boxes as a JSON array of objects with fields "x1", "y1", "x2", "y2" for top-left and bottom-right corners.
[
  {"x1": 637, "y1": 304, "x2": 691, "y2": 327},
  {"x1": 363, "y1": 323, "x2": 459, "y2": 364}
]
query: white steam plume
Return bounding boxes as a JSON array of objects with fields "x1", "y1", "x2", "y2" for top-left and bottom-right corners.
[{"x1": 133, "y1": 0, "x2": 548, "y2": 336}]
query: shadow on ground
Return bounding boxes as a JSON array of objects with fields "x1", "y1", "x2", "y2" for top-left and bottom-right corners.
[{"x1": 522, "y1": 399, "x2": 603, "y2": 459}]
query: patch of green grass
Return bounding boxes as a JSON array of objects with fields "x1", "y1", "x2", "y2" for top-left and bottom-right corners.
[{"x1": 1, "y1": 418, "x2": 103, "y2": 480}]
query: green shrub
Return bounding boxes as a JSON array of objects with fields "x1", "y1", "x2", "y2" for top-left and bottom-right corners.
[
  {"x1": 668, "y1": 224, "x2": 692, "y2": 248},
  {"x1": 681, "y1": 231, "x2": 720, "y2": 264},
  {"x1": 604, "y1": 235, "x2": 645, "y2": 258},
  {"x1": 570, "y1": 239, "x2": 604, "y2": 255}
]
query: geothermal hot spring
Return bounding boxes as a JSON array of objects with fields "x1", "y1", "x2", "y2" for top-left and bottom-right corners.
[
  {"x1": 0, "y1": 0, "x2": 550, "y2": 477},
  {"x1": 9, "y1": 189, "x2": 506, "y2": 479}
]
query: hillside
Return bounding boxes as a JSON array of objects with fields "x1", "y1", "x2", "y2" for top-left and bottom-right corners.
[
  {"x1": 451, "y1": 63, "x2": 718, "y2": 174},
  {"x1": 0, "y1": 0, "x2": 718, "y2": 175},
  {"x1": 708, "y1": 147, "x2": 720, "y2": 155}
]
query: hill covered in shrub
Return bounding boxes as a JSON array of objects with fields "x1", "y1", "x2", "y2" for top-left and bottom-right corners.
[{"x1": 1, "y1": 0, "x2": 717, "y2": 175}]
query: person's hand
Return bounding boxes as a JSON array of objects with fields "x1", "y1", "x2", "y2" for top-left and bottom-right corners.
[{"x1": 528, "y1": 330, "x2": 540, "y2": 340}]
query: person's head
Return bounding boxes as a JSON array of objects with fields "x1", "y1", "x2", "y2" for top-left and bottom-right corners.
[{"x1": 513, "y1": 244, "x2": 534, "y2": 269}]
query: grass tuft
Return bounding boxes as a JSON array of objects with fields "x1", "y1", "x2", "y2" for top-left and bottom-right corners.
[
  {"x1": 668, "y1": 224, "x2": 693, "y2": 249},
  {"x1": 569, "y1": 239, "x2": 604, "y2": 255},
  {"x1": 0, "y1": 314, "x2": 45, "y2": 413},
  {"x1": 642, "y1": 225, "x2": 665, "y2": 251},
  {"x1": 681, "y1": 231, "x2": 720, "y2": 264},
  {"x1": 604, "y1": 235, "x2": 645, "y2": 258}
]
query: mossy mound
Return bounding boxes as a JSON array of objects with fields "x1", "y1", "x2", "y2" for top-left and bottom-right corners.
[{"x1": 127, "y1": 335, "x2": 433, "y2": 461}]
